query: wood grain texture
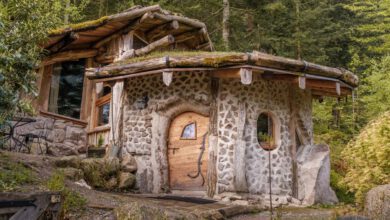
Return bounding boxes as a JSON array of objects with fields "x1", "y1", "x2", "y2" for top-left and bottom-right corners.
[{"x1": 168, "y1": 112, "x2": 209, "y2": 190}]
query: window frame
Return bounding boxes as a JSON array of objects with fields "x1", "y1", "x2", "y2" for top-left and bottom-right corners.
[
  {"x1": 257, "y1": 112, "x2": 281, "y2": 151},
  {"x1": 47, "y1": 60, "x2": 86, "y2": 119},
  {"x1": 180, "y1": 121, "x2": 197, "y2": 140},
  {"x1": 94, "y1": 84, "x2": 112, "y2": 128}
]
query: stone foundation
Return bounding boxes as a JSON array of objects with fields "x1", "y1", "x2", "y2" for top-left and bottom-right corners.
[{"x1": 13, "y1": 115, "x2": 87, "y2": 156}]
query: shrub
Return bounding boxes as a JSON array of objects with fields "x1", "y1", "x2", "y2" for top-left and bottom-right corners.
[{"x1": 341, "y1": 112, "x2": 390, "y2": 204}]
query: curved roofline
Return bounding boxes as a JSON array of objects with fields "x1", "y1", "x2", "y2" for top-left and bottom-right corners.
[{"x1": 86, "y1": 51, "x2": 358, "y2": 88}]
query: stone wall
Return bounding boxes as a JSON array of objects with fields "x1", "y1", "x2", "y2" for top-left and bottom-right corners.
[
  {"x1": 13, "y1": 116, "x2": 87, "y2": 156},
  {"x1": 122, "y1": 71, "x2": 211, "y2": 193},
  {"x1": 216, "y1": 79, "x2": 312, "y2": 195},
  {"x1": 121, "y1": 71, "x2": 313, "y2": 196}
]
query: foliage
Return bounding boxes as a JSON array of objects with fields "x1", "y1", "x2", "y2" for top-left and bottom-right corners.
[
  {"x1": 0, "y1": 0, "x2": 57, "y2": 123},
  {"x1": 0, "y1": 153, "x2": 34, "y2": 191},
  {"x1": 359, "y1": 55, "x2": 390, "y2": 120},
  {"x1": 341, "y1": 111, "x2": 390, "y2": 204},
  {"x1": 46, "y1": 170, "x2": 87, "y2": 215},
  {"x1": 97, "y1": 135, "x2": 104, "y2": 147},
  {"x1": 330, "y1": 170, "x2": 355, "y2": 204}
]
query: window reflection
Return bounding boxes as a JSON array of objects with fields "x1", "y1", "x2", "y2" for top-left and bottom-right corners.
[
  {"x1": 181, "y1": 122, "x2": 196, "y2": 139},
  {"x1": 48, "y1": 60, "x2": 85, "y2": 119}
]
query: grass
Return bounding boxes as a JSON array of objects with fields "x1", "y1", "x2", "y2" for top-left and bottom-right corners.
[
  {"x1": 0, "y1": 153, "x2": 35, "y2": 191},
  {"x1": 46, "y1": 170, "x2": 87, "y2": 215},
  {"x1": 49, "y1": 16, "x2": 109, "y2": 36}
]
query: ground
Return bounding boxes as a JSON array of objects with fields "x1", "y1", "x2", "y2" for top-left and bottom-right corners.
[{"x1": 0, "y1": 150, "x2": 363, "y2": 220}]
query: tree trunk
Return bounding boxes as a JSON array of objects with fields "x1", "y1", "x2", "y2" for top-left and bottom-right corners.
[
  {"x1": 222, "y1": 0, "x2": 230, "y2": 50},
  {"x1": 294, "y1": 0, "x2": 302, "y2": 60},
  {"x1": 64, "y1": 0, "x2": 70, "y2": 24}
]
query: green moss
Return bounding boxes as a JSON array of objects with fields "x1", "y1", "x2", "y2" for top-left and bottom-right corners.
[
  {"x1": 49, "y1": 16, "x2": 109, "y2": 36},
  {"x1": 0, "y1": 153, "x2": 35, "y2": 191}
]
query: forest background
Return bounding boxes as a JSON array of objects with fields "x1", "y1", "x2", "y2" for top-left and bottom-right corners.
[{"x1": 0, "y1": 0, "x2": 389, "y2": 206}]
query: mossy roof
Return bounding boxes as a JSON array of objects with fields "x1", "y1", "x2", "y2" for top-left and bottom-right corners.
[{"x1": 88, "y1": 50, "x2": 359, "y2": 88}]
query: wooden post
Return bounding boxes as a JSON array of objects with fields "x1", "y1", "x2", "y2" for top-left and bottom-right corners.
[
  {"x1": 240, "y1": 68, "x2": 252, "y2": 85},
  {"x1": 207, "y1": 77, "x2": 219, "y2": 197},
  {"x1": 37, "y1": 65, "x2": 53, "y2": 111},
  {"x1": 162, "y1": 71, "x2": 173, "y2": 86},
  {"x1": 336, "y1": 82, "x2": 341, "y2": 96},
  {"x1": 108, "y1": 80, "x2": 124, "y2": 158},
  {"x1": 298, "y1": 76, "x2": 306, "y2": 90},
  {"x1": 288, "y1": 88, "x2": 299, "y2": 199},
  {"x1": 234, "y1": 102, "x2": 248, "y2": 191},
  {"x1": 80, "y1": 58, "x2": 96, "y2": 121}
]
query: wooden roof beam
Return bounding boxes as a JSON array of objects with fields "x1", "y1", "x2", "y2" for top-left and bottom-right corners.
[
  {"x1": 152, "y1": 12, "x2": 206, "y2": 29},
  {"x1": 117, "y1": 35, "x2": 175, "y2": 61},
  {"x1": 146, "y1": 20, "x2": 180, "y2": 42},
  {"x1": 93, "y1": 12, "x2": 155, "y2": 49},
  {"x1": 175, "y1": 28, "x2": 207, "y2": 43},
  {"x1": 47, "y1": 32, "x2": 79, "y2": 54},
  {"x1": 41, "y1": 49, "x2": 98, "y2": 67}
]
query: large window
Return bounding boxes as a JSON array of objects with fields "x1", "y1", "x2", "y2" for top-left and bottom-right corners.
[{"x1": 48, "y1": 60, "x2": 85, "y2": 119}]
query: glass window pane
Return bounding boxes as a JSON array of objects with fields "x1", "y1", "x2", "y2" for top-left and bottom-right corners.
[
  {"x1": 257, "y1": 113, "x2": 275, "y2": 150},
  {"x1": 98, "y1": 103, "x2": 110, "y2": 126},
  {"x1": 48, "y1": 60, "x2": 85, "y2": 119},
  {"x1": 181, "y1": 122, "x2": 196, "y2": 139}
]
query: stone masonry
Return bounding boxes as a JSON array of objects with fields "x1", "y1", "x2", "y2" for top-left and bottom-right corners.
[
  {"x1": 122, "y1": 71, "x2": 313, "y2": 198},
  {"x1": 13, "y1": 116, "x2": 87, "y2": 156}
]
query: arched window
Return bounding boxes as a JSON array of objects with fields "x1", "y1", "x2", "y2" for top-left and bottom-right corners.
[
  {"x1": 257, "y1": 112, "x2": 277, "y2": 151},
  {"x1": 181, "y1": 122, "x2": 197, "y2": 139}
]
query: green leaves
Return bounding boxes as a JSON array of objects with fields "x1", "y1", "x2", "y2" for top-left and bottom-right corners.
[{"x1": 341, "y1": 111, "x2": 390, "y2": 204}]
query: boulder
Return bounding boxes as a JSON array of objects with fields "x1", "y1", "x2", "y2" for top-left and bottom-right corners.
[
  {"x1": 47, "y1": 143, "x2": 79, "y2": 156},
  {"x1": 59, "y1": 167, "x2": 84, "y2": 181},
  {"x1": 364, "y1": 184, "x2": 390, "y2": 220},
  {"x1": 297, "y1": 144, "x2": 338, "y2": 205},
  {"x1": 118, "y1": 172, "x2": 136, "y2": 190},
  {"x1": 121, "y1": 154, "x2": 137, "y2": 173},
  {"x1": 54, "y1": 156, "x2": 82, "y2": 168},
  {"x1": 105, "y1": 177, "x2": 118, "y2": 190},
  {"x1": 80, "y1": 158, "x2": 120, "y2": 188}
]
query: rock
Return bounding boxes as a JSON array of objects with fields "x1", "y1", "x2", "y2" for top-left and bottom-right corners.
[
  {"x1": 65, "y1": 127, "x2": 84, "y2": 140},
  {"x1": 59, "y1": 168, "x2": 84, "y2": 181},
  {"x1": 80, "y1": 158, "x2": 120, "y2": 189},
  {"x1": 75, "y1": 179, "x2": 92, "y2": 190},
  {"x1": 232, "y1": 200, "x2": 249, "y2": 206},
  {"x1": 52, "y1": 129, "x2": 66, "y2": 143},
  {"x1": 297, "y1": 144, "x2": 338, "y2": 205},
  {"x1": 364, "y1": 184, "x2": 390, "y2": 220},
  {"x1": 118, "y1": 172, "x2": 136, "y2": 190},
  {"x1": 105, "y1": 177, "x2": 118, "y2": 190},
  {"x1": 54, "y1": 156, "x2": 82, "y2": 168},
  {"x1": 121, "y1": 154, "x2": 137, "y2": 173},
  {"x1": 48, "y1": 143, "x2": 79, "y2": 156}
]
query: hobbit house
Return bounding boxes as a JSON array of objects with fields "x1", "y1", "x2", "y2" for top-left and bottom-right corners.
[{"x1": 18, "y1": 5, "x2": 358, "y2": 205}]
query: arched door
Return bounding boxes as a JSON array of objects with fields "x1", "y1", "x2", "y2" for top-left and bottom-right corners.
[{"x1": 168, "y1": 112, "x2": 209, "y2": 190}]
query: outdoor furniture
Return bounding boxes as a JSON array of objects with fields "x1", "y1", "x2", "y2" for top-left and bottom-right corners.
[
  {"x1": 0, "y1": 116, "x2": 36, "y2": 152},
  {"x1": 19, "y1": 130, "x2": 49, "y2": 155}
]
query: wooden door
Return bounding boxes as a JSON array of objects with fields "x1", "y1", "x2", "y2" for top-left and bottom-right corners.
[{"x1": 168, "y1": 112, "x2": 209, "y2": 190}]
